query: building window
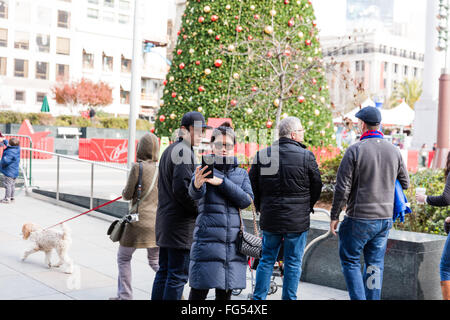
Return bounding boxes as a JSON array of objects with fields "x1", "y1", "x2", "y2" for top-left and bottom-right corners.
[
  {"x1": 36, "y1": 7, "x2": 52, "y2": 27},
  {"x1": 83, "y1": 50, "x2": 94, "y2": 69},
  {"x1": 36, "y1": 61, "x2": 49, "y2": 80},
  {"x1": 15, "y1": 1, "x2": 30, "y2": 22},
  {"x1": 88, "y1": 0, "x2": 99, "y2": 4},
  {"x1": 118, "y1": 14, "x2": 129, "y2": 24},
  {"x1": 103, "y1": 10, "x2": 114, "y2": 22},
  {"x1": 15, "y1": 90, "x2": 25, "y2": 103},
  {"x1": 0, "y1": 57, "x2": 6, "y2": 75},
  {"x1": 104, "y1": 0, "x2": 114, "y2": 8},
  {"x1": 36, "y1": 34, "x2": 50, "y2": 53},
  {"x1": 121, "y1": 55, "x2": 131, "y2": 73},
  {"x1": 57, "y1": 10, "x2": 70, "y2": 28},
  {"x1": 355, "y1": 61, "x2": 360, "y2": 72},
  {"x1": 119, "y1": 0, "x2": 130, "y2": 10},
  {"x1": 404, "y1": 65, "x2": 408, "y2": 76},
  {"x1": 87, "y1": 8, "x2": 99, "y2": 19},
  {"x1": 0, "y1": 0, "x2": 8, "y2": 19},
  {"x1": 361, "y1": 61, "x2": 365, "y2": 71},
  {"x1": 102, "y1": 53, "x2": 113, "y2": 72},
  {"x1": 14, "y1": 31, "x2": 29, "y2": 50},
  {"x1": 394, "y1": 63, "x2": 398, "y2": 74},
  {"x1": 0, "y1": 28, "x2": 7, "y2": 47},
  {"x1": 384, "y1": 62, "x2": 388, "y2": 72},
  {"x1": 56, "y1": 37, "x2": 70, "y2": 55},
  {"x1": 120, "y1": 86, "x2": 130, "y2": 104},
  {"x1": 414, "y1": 67, "x2": 418, "y2": 77},
  {"x1": 36, "y1": 92, "x2": 46, "y2": 103},
  {"x1": 56, "y1": 63, "x2": 69, "y2": 81},
  {"x1": 14, "y1": 59, "x2": 28, "y2": 77}
]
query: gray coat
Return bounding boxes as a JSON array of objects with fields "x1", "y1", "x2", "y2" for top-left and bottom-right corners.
[
  {"x1": 188, "y1": 159, "x2": 254, "y2": 290},
  {"x1": 331, "y1": 138, "x2": 410, "y2": 221}
]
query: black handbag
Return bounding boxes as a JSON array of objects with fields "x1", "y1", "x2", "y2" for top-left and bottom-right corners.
[
  {"x1": 108, "y1": 162, "x2": 157, "y2": 242},
  {"x1": 236, "y1": 200, "x2": 262, "y2": 259}
]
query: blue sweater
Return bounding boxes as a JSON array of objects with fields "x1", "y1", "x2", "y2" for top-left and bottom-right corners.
[{"x1": 1, "y1": 139, "x2": 21, "y2": 179}]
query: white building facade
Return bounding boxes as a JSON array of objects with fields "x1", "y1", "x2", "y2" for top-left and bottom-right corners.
[
  {"x1": 322, "y1": 31, "x2": 424, "y2": 113},
  {"x1": 0, "y1": 0, "x2": 170, "y2": 120}
]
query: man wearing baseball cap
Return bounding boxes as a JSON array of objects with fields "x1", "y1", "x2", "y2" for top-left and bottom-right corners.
[
  {"x1": 330, "y1": 106, "x2": 410, "y2": 300},
  {"x1": 152, "y1": 111, "x2": 210, "y2": 300}
]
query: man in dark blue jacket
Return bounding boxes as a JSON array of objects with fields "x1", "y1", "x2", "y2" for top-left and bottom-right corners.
[
  {"x1": 249, "y1": 116, "x2": 322, "y2": 300},
  {"x1": 0, "y1": 135, "x2": 21, "y2": 204},
  {"x1": 152, "y1": 111, "x2": 210, "y2": 300}
]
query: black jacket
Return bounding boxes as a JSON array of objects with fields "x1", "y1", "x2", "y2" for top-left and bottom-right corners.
[
  {"x1": 249, "y1": 137, "x2": 323, "y2": 233},
  {"x1": 155, "y1": 138, "x2": 198, "y2": 250}
]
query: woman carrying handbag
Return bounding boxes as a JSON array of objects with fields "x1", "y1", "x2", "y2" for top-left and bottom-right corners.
[
  {"x1": 188, "y1": 122, "x2": 254, "y2": 300},
  {"x1": 110, "y1": 133, "x2": 159, "y2": 300},
  {"x1": 416, "y1": 151, "x2": 450, "y2": 300}
]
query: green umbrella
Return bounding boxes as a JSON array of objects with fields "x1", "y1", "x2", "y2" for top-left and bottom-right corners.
[{"x1": 40, "y1": 96, "x2": 50, "y2": 112}]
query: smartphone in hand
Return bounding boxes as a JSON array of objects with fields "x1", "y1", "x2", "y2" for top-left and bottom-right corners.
[{"x1": 201, "y1": 155, "x2": 214, "y2": 179}]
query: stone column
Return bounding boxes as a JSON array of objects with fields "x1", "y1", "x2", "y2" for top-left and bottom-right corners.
[
  {"x1": 412, "y1": 0, "x2": 442, "y2": 149},
  {"x1": 433, "y1": 72, "x2": 450, "y2": 168}
]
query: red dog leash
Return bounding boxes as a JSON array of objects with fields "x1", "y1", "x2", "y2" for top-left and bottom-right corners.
[{"x1": 44, "y1": 196, "x2": 123, "y2": 230}]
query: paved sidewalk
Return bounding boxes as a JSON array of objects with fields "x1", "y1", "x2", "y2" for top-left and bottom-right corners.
[{"x1": 0, "y1": 194, "x2": 348, "y2": 300}]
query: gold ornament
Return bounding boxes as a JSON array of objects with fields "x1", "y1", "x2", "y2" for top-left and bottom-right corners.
[
  {"x1": 264, "y1": 25, "x2": 274, "y2": 34},
  {"x1": 170, "y1": 113, "x2": 176, "y2": 120},
  {"x1": 233, "y1": 72, "x2": 240, "y2": 79},
  {"x1": 204, "y1": 5, "x2": 211, "y2": 13},
  {"x1": 198, "y1": 106, "x2": 203, "y2": 112},
  {"x1": 314, "y1": 109, "x2": 320, "y2": 116},
  {"x1": 189, "y1": 48, "x2": 195, "y2": 54},
  {"x1": 228, "y1": 44, "x2": 235, "y2": 51},
  {"x1": 250, "y1": 5, "x2": 255, "y2": 10},
  {"x1": 246, "y1": 108, "x2": 253, "y2": 114},
  {"x1": 208, "y1": 29, "x2": 213, "y2": 35},
  {"x1": 298, "y1": 31, "x2": 304, "y2": 38},
  {"x1": 282, "y1": 113, "x2": 288, "y2": 119},
  {"x1": 270, "y1": 9, "x2": 276, "y2": 16},
  {"x1": 169, "y1": 76, "x2": 174, "y2": 82},
  {"x1": 213, "y1": 98, "x2": 219, "y2": 103},
  {"x1": 226, "y1": 4, "x2": 231, "y2": 10},
  {"x1": 205, "y1": 68, "x2": 212, "y2": 75},
  {"x1": 273, "y1": 98, "x2": 280, "y2": 107}
]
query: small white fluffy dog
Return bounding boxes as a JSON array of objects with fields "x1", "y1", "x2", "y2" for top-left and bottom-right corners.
[{"x1": 21, "y1": 222, "x2": 74, "y2": 274}]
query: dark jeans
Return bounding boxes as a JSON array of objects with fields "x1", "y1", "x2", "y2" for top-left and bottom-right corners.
[
  {"x1": 188, "y1": 288, "x2": 232, "y2": 300},
  {"x1": 151, "y1": 247, "x2": 190, "y2": 300},
  {"x1": 441, "y1": 234, "x2": 450, "y2": 281},
  {"x1": 338, "y1": 216, "x2": 393, "y2": 300}
]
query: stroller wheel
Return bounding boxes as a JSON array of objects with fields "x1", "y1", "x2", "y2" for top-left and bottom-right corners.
[
  {"x1": 269, "y1": 281, "x2": 278, "y2": 294},
  {"x1": 232, "y1": 289, "x2": 242, "y2": 296}
]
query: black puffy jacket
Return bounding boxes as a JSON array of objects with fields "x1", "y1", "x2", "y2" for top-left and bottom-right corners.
[
  {"x1": 155, "y1": 137, "x2": 198, "y2": 250},
  {"x1": 249, "y1": 137, "x2": 322, "y2": 234}
]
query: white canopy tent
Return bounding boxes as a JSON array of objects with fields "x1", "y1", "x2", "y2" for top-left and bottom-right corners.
[
  {"x1": 381, "y1": 101, "x2": 415, "y2": 127},
  {"x1": 333, "y1": 107, "x2": 361, "y2": 123}
]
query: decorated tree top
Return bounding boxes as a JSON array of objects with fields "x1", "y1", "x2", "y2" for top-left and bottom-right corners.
[{"x1": 156, "y1": 0, "x2": 335, "y2": 146}]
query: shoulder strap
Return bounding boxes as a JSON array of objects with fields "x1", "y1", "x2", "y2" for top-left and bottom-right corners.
[
  {"x1": 135, "y1": 162, "x2": 143, "y2": 213},
  {"x1": 130, "y1": 163, "x2": 158, "y2": 213}
]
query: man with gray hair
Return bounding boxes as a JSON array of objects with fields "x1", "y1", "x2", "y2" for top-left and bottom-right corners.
[{"x1": 249, "y1": 116, "x2": 323, "y2": 300}]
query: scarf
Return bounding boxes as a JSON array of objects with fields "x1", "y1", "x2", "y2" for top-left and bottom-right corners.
[{"x1": 360, "y1": 130, "x2": 384, "y2": 141}]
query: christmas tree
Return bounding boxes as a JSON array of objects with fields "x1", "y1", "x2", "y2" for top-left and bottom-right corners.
[{"x1": 156, "y1": 0, "x2": 335, "y2": 146}]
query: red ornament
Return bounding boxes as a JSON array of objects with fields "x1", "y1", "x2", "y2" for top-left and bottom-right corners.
[
  {"x1": 183, "y1": 35, "x2": 187, "y2": 40},
  {"x1": 298, "y1": 96, "x2": 305, "y2": 103},
  {"x1": 171, "y1": 92, "x2": 177, "y2": 98},
  {"x1": 235, "y1": 15, "x2": 239, "y2": 20},
  {"x1": 159, "y1": 115, "x2": 166, "y2": 122},
  {"x1": 312, "y1": 78, "x2": 317, "y2": 85},
  {"x1": 236, "y1": 25, "x2": 243, "y2": 32},
  {"x1": 177, "y1": 49, "x2": 182, "y2": 55},
  {"x1": 195, "y1": 60, "x2": 201, "y2": 65},
  {"x1": 198, "y1": 16, "x2": 205, "y2": 23},
  {"x1": 266, "y1": 120, "x2": 273, "y2": 129},
  {"x1": 284, "y1": 0, "x2": 289, "y2": 4},
  {"x1": 248, "y1": 35, "x2": 253, "y2": 41},
  {"x1": 305, "y1": 39, "x2": 312, "y2": 46},
  {"x1": 284, "y1": 49, "x2": 291, "y2": 57},
  {"x1": 288, "y1": 19, "x2": 295, "y2": 27},
  {"x1": 214, "y1": 59, "x2": 223, "y2": 67},
  {"x1": 230, "y1": 99, "x2": 237, "y2": 106},
  {"x1": 251, "y1": 86, "x2": 258, "y2": 92},
  {"x1": 266, "y1": 51, "x2": 273, "y2": 58},
  {"x1": 215, "y1": 35, "x2": 221, "y2": 41},
  {"x1": 163, "y1": 80, "x2": 167, "y2": 86},
  {"x1": 254, "y1": 14, "x2": 260, "y2": 20},
  {"x1": 177, "y1": 30, "x2": 181, "y2": 36},
  {"x1": 150, "y1": 128, "x2": 155, "y2": 133},
  {"x1": 179, "y1": 63, "x2": 185, "y2": 69},
  {"x1": 211, "y1": 15, "x2": 219, "y2": 22},
  {"x1": 198, "y1": 85, "x2": 205, "y2": 92}
]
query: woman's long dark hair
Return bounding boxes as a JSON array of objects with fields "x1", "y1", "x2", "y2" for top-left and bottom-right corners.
[{"x1": 446, "y1": 151, "x2": 450, "y2": 179}]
